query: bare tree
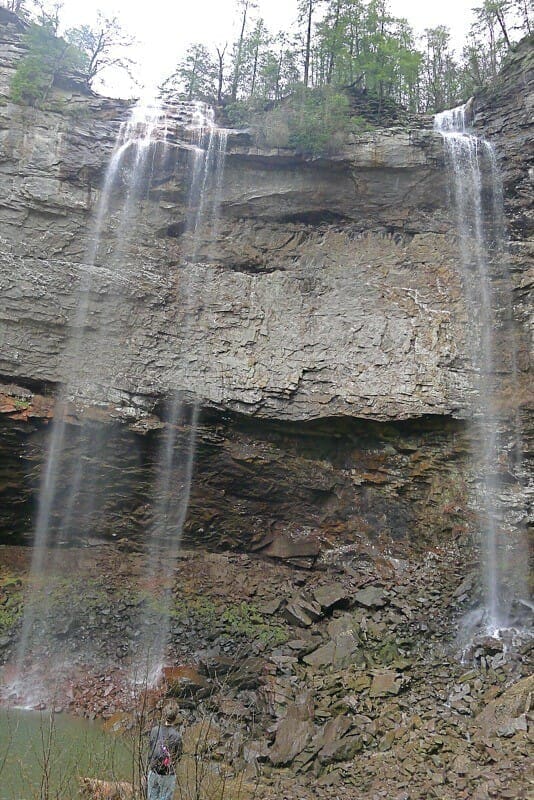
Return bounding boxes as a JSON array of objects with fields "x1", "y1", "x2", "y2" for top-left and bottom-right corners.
[
  {"x1": 298, "y1": 0, "x2": 325, "y2": 87},
  {"x1": 64, "y1": 12, "x2": 135, "y2": 87},
  {"x1": 216, "y1": 44, "x2": 227, "y2": 104},
  {"x1": 230, "y1": 0, "x2": 257, "y2": 100}
]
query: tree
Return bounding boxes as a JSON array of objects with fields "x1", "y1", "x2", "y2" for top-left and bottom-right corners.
[
  {"x1": 161, "y1": 44, "x2": 217, "y2": 103},
  {"x1": 298, "y1": 0, "x2": 324, "y2": 87},
  {"x1": 64, "y1": 12, "x2": 135, "y2": 88},
  {"x1": 244, "y1": 18, "x2": 270, "y2": 96},
  {"x1": 230, "y1": 0, "x2": 257, "y2": 100},
  {"x1": 421, "y1": 25, "x2": 461, "y2": 111},
  {"x1": 287, "y1": 86, "x2": 353, "y2": 155},
  {"x1": 482, "y1": 0, "x2": 513, "y2": 47},
  {"x1": 310, "y1": 0, "x2": 422, "y2": 112},
  {"x1": 215, "y1": 44, "x2": 227, "y2": 104},
  {"x1": 10, "y1": 21, "x2": 85, "y2": 105},
  {"x1": 512, "y1": 0, "x2": 531, "y2": 34},
  {"x1": 30, "y1": 0, "x2": 62, "y2": 33},
  {"x1": 461, "y1": 30, "x2": 493, "y2": 92},
  {"x1": 5, "y1": 1, "x2": 27, "y2": 13},
  {"x1": 259, "y1": 32, "x2": 300, "y2": 100}
]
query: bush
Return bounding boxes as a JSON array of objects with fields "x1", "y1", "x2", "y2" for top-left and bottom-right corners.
[
  {"x1": 232, "y1": 86, "x2": 372, "y2": 157},
  {"x1": 286, "y1": 86, "x2": 352, "y2": 156}
]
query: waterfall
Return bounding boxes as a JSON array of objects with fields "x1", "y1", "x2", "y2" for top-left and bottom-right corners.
[
  {"x1": 8, "y1": 98, "x2": 229, "y2": 704},
  {"x1": 434, "y1": 105, "x2": 530, "y2": 643},
  {"x1": 135, "y1": 104, "x2": 229, "y2": 685}
]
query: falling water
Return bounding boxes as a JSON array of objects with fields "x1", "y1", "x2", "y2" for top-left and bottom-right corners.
[
  {"x1": 6, "y1": 98, "x2": 230, "y2": 703},
  {"x1": 434, "y1": 105, "x2": 530, "y2": 641},
  {"x1": 135, "y1": 104, "x2": 229, "y2": 684},
  {"x1": 9, "y1": 100, "x2": 169, "y2": 704}
]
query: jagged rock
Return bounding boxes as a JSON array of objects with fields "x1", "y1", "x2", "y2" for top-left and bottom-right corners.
[
  {"x1": 317, "y1": 734, "x2": 363, "y2": 765},
  {"x1": 225, "y1": 657, "x2": 269, "y2": 690},
  {"x1": 216, "y1": 697, "x2": 251, "y2": 718},
  {"x1": 269, "y1": 692, "x2": 315, "y2": 766},
  {"x1": 313, "y1": 583, "x2": 350, "y2": 611},
  {"x1": 293, "y1": 715, "x2": 354, "y2": 771},
  {"x1": 284, "y1": 597, "x2": 323, "y2": 628},
  {"x1": 353, "y1": 586, "x2": 387, "y2": 609},
  {"x1": 163, "y1": 665, "x2": 210, "y2": 699},
  {"x1": 261, "y1": 599, "x2": 283, "y2": 615},
  {"x1": 473, "y1": 675, "x2": 534, "y2": 737},
  {"x1": 286, "y1": 637, "x2": 321, "y2": 657},
  {"x1": 259, "y1": 530, "x2": 322, "y2": 561},
  {"x1": 243, "y1": 739, "x2": 270, "y2": 764},
  {"x1": 198, "y1": 655, "x2": 235, "y2": 678},
  {"x1": 369, "y1": 670, "x2": 403, "y2": 697},
  {"x1": 327, "y1": 613, "x2": 359, "y2": 638},
  {"x1": 303, "y1": 631, "x2": 361, "y2": 669}
]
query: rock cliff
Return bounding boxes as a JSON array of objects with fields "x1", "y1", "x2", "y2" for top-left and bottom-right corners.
[{"x1": 0, "y1": 11, "x2": 531, "y2": 551}]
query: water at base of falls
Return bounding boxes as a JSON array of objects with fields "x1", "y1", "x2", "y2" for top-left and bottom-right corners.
[
  {"x1": 434, "y1": 106, "x2": 531, "y2": 647},
  {"x1": 6, "y1": 99, "x2": 229, "y2": 705}
]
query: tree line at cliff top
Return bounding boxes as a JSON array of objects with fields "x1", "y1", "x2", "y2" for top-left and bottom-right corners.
[
  {"x1": 5, "y1": 0, "x2": 532, "y2": 122},
  {"x1": 166, "y1": 0, "x2": 531, "y2": 118}
]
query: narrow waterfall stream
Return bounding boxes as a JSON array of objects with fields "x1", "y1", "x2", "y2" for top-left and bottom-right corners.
[
  {"x1": 434, "y1": 106, "x2": 530, "y2": 643},
  {"x1": 136, "y1": 105, "x2": 229, "y2": 684},
  {"x1": 8, "y1": 100, "x2": 229, "y2": 704}
]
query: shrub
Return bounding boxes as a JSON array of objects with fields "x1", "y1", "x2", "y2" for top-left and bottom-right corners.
[
  {"x1": 286, "y1": 86, "x2": 352, "y2": 156},
  {"x1": 232, "y1": 86, "x2": 372, "y2": 157}
]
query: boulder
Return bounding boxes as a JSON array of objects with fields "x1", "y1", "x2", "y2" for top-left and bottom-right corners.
[
  {"x1": 473, "y1": 675, "x2": 533, "y2": 737},
  {"x1": 303, "y1": 631, "x2": 361, "y2": 669},
  {"x1": 162, "y1": 665, "x2": 210, "y2": 701},
  {"x1": 317, "y1": 735, "x2": 363, "y2": 765},
  {"x1": 313, "y1": 583, "x2": 351, "y2": 611},
  {"x1": 353, "y1": 585, "x2": 387, "y2": 609},
  {"x1": 269, "y1": 692, "x2": 315, "y2": 766},
  {"x1": 284, "y1": 597, "x2": 323, "y2": 628},
  {"x1": 369, "y1": 670, "x2": 403, "y2": 697}
]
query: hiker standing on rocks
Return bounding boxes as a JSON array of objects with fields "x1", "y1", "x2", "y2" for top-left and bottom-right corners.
[{"x1": 147, "y1": 704, "x2": 183, "y2": 800}]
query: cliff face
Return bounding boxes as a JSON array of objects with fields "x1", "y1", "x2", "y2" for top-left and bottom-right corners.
[
  {"x1": 0, "y1": 12, "x2": 531, "y2": 552},
  {"x1": 0, "y1": 94, "x2": 469, "y2": 422}
]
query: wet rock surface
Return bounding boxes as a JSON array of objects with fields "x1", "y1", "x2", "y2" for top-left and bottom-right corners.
[
  {"x1": 0, "y1": 386, "x2": 474, "y2": 551},
  {"x1": 1, "y1": 14, "x2": 526, "y2": 427},
  {"x1": 0, "y1": 16, "x2": 532, "y2": 800},
  {"x1": 1, "y1": 538, "x2": 532, "y2": 799}
]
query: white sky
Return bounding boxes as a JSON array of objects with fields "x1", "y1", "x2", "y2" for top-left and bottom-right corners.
[{"x1": 59, "y1": 0, "x2": 476, "y2": 96}]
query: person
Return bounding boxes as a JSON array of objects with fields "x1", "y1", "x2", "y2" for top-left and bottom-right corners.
[{"x1": 147, "y1": 704, "x2": 183, "y2": 800}]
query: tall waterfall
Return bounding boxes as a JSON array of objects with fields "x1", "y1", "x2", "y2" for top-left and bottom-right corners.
[
  {"x1": 434, "y1": 105, "x2": 530, "y2": 641},
  {"x1": 135, "y1": 105, "x2": 229, "y2": 684},
  {"x1": 8, "y1": 99, "x2": 229, "y2": 703}
]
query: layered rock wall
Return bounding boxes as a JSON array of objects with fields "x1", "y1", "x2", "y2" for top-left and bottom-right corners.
[{"x1": 0, "y1": 13, "x2": 531, "y2": 551}]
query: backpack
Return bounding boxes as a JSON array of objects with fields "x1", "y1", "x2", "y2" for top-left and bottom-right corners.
[
  {"x1": 150, "y1": 735, "x2": 173, "y2": 775},
  {"x1": 149, "y1": 727, "x2": 182, "y2": 775}
]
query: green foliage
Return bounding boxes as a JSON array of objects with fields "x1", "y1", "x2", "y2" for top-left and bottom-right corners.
[
  {"x1": 170, "y1": 596, "x2": 288, "y2": 647},
  {"x1": 227, "y1": 85, "x2": 368, "y2": 155},
  {"x1": 12, "y1": 398, "x2": 30, "y2": 410},
  {"x1": 220, "y1": 601, "x2": 288, "y2": 645},
  {"x1": 224, "y1": 95, "x2": 268, "y2": 127},
  {"x1": 10, "y1": 22, "x2": 85, "y2": 107},
  {"x1": 0, "y1": 571, "x2": 23, "y2": 632},
  {"x1": 64, "y1": 13, "x2": 136, "y2": 88},
  {"x1": 421, "y1": 25, "x2": 463, "y2": 112},
  {"x1": 160, "y1": 43, "x2": 218, "y2": 103},
  {"x1": 171, "y1": 595, "x2": 218, "y2": 624},
  {"x1": 0, "y1": 597, "x2": 22, "y2": 631},
  {"x1": 286, "y1": 86, "x2": 353, "y2": 155}
]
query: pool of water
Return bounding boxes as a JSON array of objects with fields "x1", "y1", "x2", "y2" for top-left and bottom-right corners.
[{"x1": 0, "y1": 708, "x2": 136, "y2": 800}]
